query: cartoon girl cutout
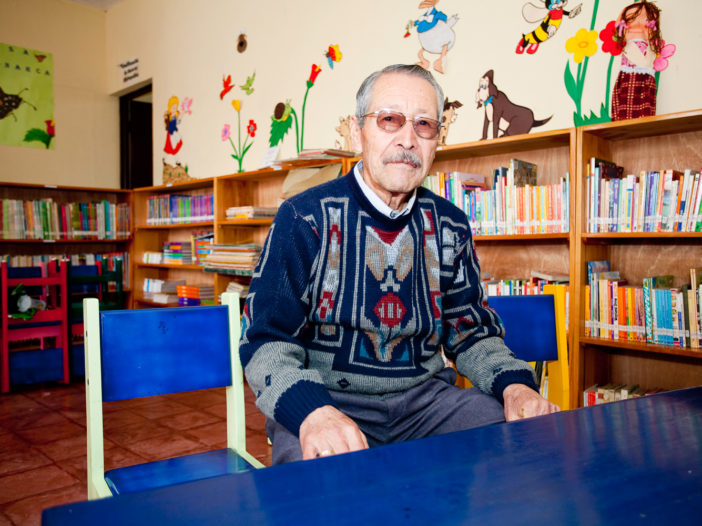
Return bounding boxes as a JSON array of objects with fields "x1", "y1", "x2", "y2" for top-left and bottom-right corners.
[
  {"x1": 163, "y1": 95, "x2": 183, "y2": 164},
  {"x1": 611, "y1": 1, "x2": 663, "y2": 121}
]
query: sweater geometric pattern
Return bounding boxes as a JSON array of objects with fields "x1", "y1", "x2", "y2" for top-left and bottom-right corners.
[{"x1": 240, "y1": 169, "x2": 537, "y2": 435}]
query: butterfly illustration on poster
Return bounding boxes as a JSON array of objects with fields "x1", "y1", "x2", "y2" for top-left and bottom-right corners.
[
  {"x1": 269, "y1": 44, "x2": 342, "y2": 155},
  {"x1": 403, "y1": 0, "x2": 458, "y2": 74},
  {"x1": 162, "y1": 95, "x2": 192, "y2": 177},
  {"x1": 516, "y1": 0, "x2": 582, "y2": 55},
  {"x1": 562, "y1": 0, "x2": 676, "y2": 126}
]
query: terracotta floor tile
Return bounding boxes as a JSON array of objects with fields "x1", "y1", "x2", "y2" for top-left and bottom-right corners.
[
  {"x1": 202, "y1": 402, "x2": 227, "y2": 418},
  {"x1": 183, "y1": 421, "x2": 226, "y2": 446},
  {"x1": 13, "y1": 419, "x2": 84, "y2": 445},
  {"x1": 0, "y1": 432, "x2": 30, "y2": 454},
  {"x1": 105, "y1": 419, "x2": 173, "y2": 447},
  {"x1": 101, "y1": 408, "x2": 149, "y2": 430},
  {"x1": 156, "y1": 409, "x2": 221, "y2": 431},
  {"x1": 168, "y1": 389, "x2": 226, "y2": 409},
  {"x1": 0, "y1": 511, "x2": 13, "y2": 526},
  {"x1": 58, "y1": 407, "x2": 86, "y2": 425},
  {"x1": 3, "y1": 483, "x2": 87, "y2": 526},
  {"x1": 103, "y1": 446, "x2": 149, "y2": 471},
  {"x1": 54, "y1": 454, "x2": 86, "y2": 483},
  {"x1": 129, "y1": 399, "x2": 192, "y2": 419},
  {"x1": 0, "y1": 465, "x2": 78, "y2": 505},
  {"x1": 124, "y1": 432, "x2": 206, "y2": 461},
  {"x1": 0, "y1": 447, "x2": 53, "y2": 477},
  {"x1": 34, "y1": 433, "x2": 87, "y2": 462},
  {"x1": 0, "y1": 407, "x2": 73, "y2": 432}
]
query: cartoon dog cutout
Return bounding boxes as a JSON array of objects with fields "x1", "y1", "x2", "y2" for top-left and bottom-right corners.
[{"x1": 475, "y1": 70, "x2": 552, "y2": 140}]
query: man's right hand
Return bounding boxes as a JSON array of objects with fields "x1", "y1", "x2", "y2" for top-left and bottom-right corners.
[{"x1": 299, "y1": 405, "x2": 369, "y2": 460}]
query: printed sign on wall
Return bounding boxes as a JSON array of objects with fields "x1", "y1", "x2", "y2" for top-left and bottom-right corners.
[{"x1": 0, "y1": 43, "x2": 55, "y2": 149}]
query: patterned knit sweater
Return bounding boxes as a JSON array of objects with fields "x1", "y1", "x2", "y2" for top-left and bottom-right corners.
[{"x1": 240, "y1": 169, "x2": 537, "y2": 436}]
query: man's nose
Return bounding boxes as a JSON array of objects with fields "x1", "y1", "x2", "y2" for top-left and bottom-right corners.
[{"x1": 395, "y1": 119, "x2": 419, "y2": 148}]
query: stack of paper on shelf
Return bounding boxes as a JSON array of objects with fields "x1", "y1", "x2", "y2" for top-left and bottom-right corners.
[
  {"x1": 225, "y1": 206, "x2": 278, "y2": 220},
  {"x1": 204, "y1": 243, "x2": 262, "y2": 276}
]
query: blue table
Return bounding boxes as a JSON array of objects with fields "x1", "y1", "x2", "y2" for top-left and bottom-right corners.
[{"x1": 43, "y1": 387, "x2": 702, "y2": 525}]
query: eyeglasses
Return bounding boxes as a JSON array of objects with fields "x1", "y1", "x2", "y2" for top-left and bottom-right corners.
[{"x1": 362, "y1": 109, "x2": 441, "y2": 140}]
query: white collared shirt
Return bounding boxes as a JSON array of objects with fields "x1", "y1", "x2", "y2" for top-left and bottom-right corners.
[{"x1": 353, "y1": 161, "x2": 416, "y2": 219}]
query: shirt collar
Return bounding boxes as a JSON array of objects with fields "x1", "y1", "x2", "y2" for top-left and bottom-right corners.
[{"x1": 353, "y1": 161, "x2": 416, "y2": 220}]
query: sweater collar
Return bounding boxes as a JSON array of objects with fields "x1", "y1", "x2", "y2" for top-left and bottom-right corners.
[{"x1": 353, "y1": 161, "x2": 417, "y2": 220}]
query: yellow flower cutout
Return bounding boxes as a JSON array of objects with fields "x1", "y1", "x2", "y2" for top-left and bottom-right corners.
[
  {"x1": 232, "y1": 99, "x2": 241, "y2": 112},
  {"x1": 566, "y1": 28, "x2": 598, "y2": 64}
]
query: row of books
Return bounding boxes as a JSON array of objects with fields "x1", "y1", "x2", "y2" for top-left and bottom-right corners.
[
  {"x1": 583, "y1": 383, "x2": 665, "y2": 407},
  {"x1": 203, "y1": 243, "x2": 262, "y2": 276},
  {"x1": 586, "y1": 260, "x2": 702, "y2": 349},
  {"x1": 586, "y1": 158, "x2": 702, "y2": 233},
  {"x1": 1, "y1": 198, "x2": 130, "y2": 240},
  {"x1": 140, "y1": 231, "x2": 214, "y2": 266},
  {"x1": 145, "y1": 193, "x2": 214, "y2": 225},
  {"x1": 225, "y1": 206, "x2": 277, "y2": 221},
  {"x1": 424, "y1": 161, "x2": 570, "y2": 236},
  {"x1": 1, "y1": 252, "x2": 129, "y2": 287}
]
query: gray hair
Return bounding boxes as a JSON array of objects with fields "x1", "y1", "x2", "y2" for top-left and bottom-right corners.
[{"x1": 355, "y1": 64, "x2": 445, "y2": 127}]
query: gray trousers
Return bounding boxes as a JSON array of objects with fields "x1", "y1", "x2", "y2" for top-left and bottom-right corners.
[{"x1": 265, "y1": 367, "x2": 506, "y2": 464}]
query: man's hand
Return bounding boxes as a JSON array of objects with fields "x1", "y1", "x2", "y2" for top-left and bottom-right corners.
[
  {"x1": 299, "y1": 405, "x2": 369, "y2": 460},
  {"x1": 503, "y1": 383, "x2": 560, "y2": 421}
]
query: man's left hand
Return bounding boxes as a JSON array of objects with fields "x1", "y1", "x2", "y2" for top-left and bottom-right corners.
[{"x1": 503, "y1": 383, "x2": 560, "y2": 421}]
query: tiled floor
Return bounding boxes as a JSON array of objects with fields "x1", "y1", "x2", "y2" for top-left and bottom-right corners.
[{"x1": 0, "y1": 381, "x2": 272, "y2": 526}]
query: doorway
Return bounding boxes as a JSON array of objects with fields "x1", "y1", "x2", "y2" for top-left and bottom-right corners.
[{"x1": 120, "y1": 84, "x2": 152, "y2": 189}]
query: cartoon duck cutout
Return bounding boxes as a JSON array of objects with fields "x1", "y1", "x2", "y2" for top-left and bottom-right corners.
[{"x1": 412, "y1": 0, "x2": 458, "y2": 74}]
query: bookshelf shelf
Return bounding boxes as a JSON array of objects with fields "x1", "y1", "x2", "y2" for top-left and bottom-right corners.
[
  {"x1": 136, "y1": 263, "x2": 204, "y2": 271},
  {"x1": 475, "y1": 233, "x2": 570, "y2": 242},
  {"x1": 135, "y1": 222, "x2": 214, "y2": 231},
  {"x1": 218, "y1": 219, "x2": 274, "y2": 227},
  {"x1": 573, "y1": 110, "x2": 702, "y2": 407}
]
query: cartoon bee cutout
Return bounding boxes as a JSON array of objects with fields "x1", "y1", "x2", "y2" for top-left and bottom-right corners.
[{"x1": 516, "y1": 0, "x2": 582, "y2": 55}]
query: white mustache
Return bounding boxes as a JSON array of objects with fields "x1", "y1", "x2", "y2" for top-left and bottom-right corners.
[{"x1": 382, "y1": 150, "x2": 422, "y2": 169}]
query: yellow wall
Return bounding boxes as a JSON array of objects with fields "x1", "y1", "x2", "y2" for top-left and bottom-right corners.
[
  {"x1": 2, "y1": 0, "x2": 701, "y2": 187},
  {"x1": 0, "y1": 0, "x2": 119, "y2": 188}
]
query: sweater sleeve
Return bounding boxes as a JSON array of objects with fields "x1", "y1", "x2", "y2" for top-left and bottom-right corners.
[
  {"x1": 440, "y1": 231, "x2": 537, "y2": 403},
  {"x1": 239, "y1": 200, "x2": 336, "y2": 436}
]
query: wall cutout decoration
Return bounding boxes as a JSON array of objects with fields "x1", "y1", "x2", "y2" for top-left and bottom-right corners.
[
  {"x1": 406, "y1": 0, "x2": 458, "y2": 74},
  {"x1": 563, "y1": 0, "x2": 675, "y2": 126},
  {"x1": 0, "y1": 43, "x2": 54, "y2": 149},
  {"x1": 269, "y1": 45, "x2": 342, "y2": 155},
  {"x1": 162, "y1": 95, "x2": 191, "y2": 177},
  {"x1": 221, "y1": 73, "x2": 257, "y2": 172},
  {"x1": 517, "y1": 0, "x2": 582, "y2": 55},
  {"x1": 237, "y1": 31, "x2": 248, "y2": 53},
  {"x1": 438, "y1": 98, "x2": 462, "y2": 146},
  {"x1": 475, "y1": 70, "x2": 552, "y2": 140}
]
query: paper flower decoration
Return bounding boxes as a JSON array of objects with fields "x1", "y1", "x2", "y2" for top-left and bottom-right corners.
[
  {"x1": 325, "y1": 45, "x2": 342, "y2": 69},
  {"x1": 221, "y1": 73, "x2": 256, "y2": 172},
  {"x1": 566, "y1": 28, "x2": 599, "y2": 64}
]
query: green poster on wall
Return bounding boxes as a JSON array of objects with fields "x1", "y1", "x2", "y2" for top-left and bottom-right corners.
[{"x1": 0, "y1": 43, "x2": 54, "y2": 149}]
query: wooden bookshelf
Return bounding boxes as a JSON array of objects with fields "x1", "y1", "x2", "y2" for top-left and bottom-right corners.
[
  {"x1": 131, "y1": 178, "x2": 215, "y2": 308},
  {"x1": 0, "y1": 182, "x2": 132, "y2": 302},
  {"x1": 212, "y1": 160, "x2": 351, "y2": 298},
  {"x1": 572, "y1": 109, "x2": 702, "y2": 408}
]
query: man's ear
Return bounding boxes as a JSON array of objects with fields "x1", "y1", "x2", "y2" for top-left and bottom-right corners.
[{"x1": 350, "y1": 115, "x2": 363, "y2": 153}]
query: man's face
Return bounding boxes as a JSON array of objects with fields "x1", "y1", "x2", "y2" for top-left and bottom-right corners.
[{"x1": 351, "y1": 72, "x2": 439, "y2": 209}]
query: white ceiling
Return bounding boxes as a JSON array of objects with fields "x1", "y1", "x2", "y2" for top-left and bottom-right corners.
[{"x1": 65, "y1": 0, "x2": 124, "y2": 11}]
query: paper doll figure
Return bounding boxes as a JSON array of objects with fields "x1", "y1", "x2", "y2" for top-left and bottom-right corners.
[
  {"x1": 163, "y1": 95, "x2": 183, "y2": 165},
  {"x1": 413, "y1": 0, "x2": 458, "y2": 74},
  {"x1": 611, "y1": 0, "x2": 666, "y2": 121}
]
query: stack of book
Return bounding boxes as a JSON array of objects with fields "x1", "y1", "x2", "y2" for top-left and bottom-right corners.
[
  {"x1": 583, "y1": 383, "x2": 664, "y2": 407},
  {"x1": 176, "y1": 284, "x2": 215, "y2": 306},
  {"x1": 585, "y1": 158, "x2": 702, "y2": 233},
  {"x1": 585, "y1": 260, "x2": 702, "y2": 348},
  {"x1": 1, "y1": 198, "x2": 130, "y2": 240},
  {"x1": 190, "y1": 231, "x2": 214, "y2": 265},
  {"x1": 142, "y1": 251, "x2": 163, "y2": 264},
  {"x1": 142, "y1": 278, "x2": 185, "y2": 304},
  {"x1": 225, "y1": 206, "x2": 277, "y2": 221},
  {"x1": 162, "y1": 241, "x2": 193, "y2": 265},
  {"x1": 426, "y1": 159, "x2": 570, "y2": 236},
  {"x1": 203, "y1": 243, "x2": 262, "y2": 276}
]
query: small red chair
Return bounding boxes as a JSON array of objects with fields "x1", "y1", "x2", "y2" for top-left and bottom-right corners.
[{"x1": 1, "y1": 260, "x2": 69, "y2": 392}]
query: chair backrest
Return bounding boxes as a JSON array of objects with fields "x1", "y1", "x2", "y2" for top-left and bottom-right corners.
[
  {"x1": 84, "y1": 292, "x2": 249, "y2": 498},
  {"x1": 98, "y1": 304, "x2": 232, "y2": 401},
  {"x1": 487, "y1": 294, "x2": 559, "y2": 362},
  {"x1": 69, "y1": 260, "x2": 124, "y2": 321}
]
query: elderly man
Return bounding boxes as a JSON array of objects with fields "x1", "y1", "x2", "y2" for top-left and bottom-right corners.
[{"x1": 240, "y1": 64, "x2": 558, "y2": 464}]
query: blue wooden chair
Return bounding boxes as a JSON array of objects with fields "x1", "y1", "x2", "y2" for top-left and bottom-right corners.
[
  {"x1": 84, "y1": 292, "x2": 264, "y2": 500},
  {"x1": 487, "y1": 291, "x2": 570, "y2": 409}
]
